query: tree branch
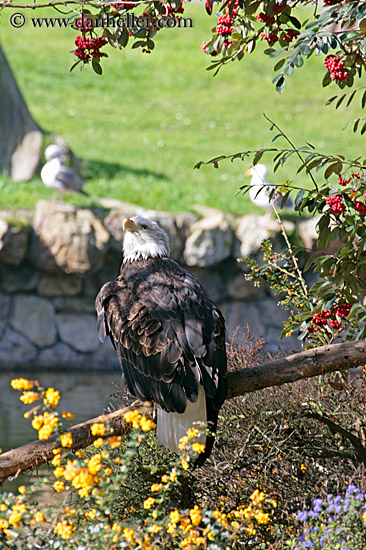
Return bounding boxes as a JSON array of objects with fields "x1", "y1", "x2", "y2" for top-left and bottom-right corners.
[{"x1": 1, "y1": 339, "x2": 366, "y2": 483}]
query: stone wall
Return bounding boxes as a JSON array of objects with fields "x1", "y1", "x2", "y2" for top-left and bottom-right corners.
[{"x1": 0, "y1": 200, "x2": 319, "y2": 370}]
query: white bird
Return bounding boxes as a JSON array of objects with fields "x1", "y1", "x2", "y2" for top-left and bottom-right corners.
[
  {"x1": 41, "y1": 145, "x2": 87, "y2": 197},
  {"x1": 246, "y1": 164, "x2": 294, "y2": 216}
]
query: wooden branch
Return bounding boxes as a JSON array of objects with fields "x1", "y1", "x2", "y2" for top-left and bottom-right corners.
[
  {"x1": 0, "y1": 403, "x2": 149, "y2": 484},
  {"x1": 1, "y1": 339, "x2": 366, "y2": 484},
  {"x1": 226, "y1": 339, "x2": 366, "y2": 398}
]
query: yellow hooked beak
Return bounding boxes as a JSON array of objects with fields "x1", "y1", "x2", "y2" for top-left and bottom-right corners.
[{"x1": 123, "y1": 218, "x2": 138, "y2": 232}]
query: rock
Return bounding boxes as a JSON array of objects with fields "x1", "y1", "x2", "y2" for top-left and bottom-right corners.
[
  {"x1": 0, "y1": 292, "x2": 11, "y2": 338},
  {"x1": 184, "y1": 212, "x2": 233, "y2": 267},
  {"x1": 92, "y1": 337, "x2": 120, "y2": 369},
  {"x1": 298, "y1": 217, "x2": 319, "y2": 251},
  {"x1": 234, "y1": 215, "x2": 295, "y2": 262},
  {"x1": 0, "y1": 218, "x2": 28, "y2": 265},
  {"x1": 227, "y1": 274, "x2": 266, "y2": 301},
  {"x1": 56, "y1": 313, "x2": 100, "y2": 353},
  {"x1": 0, "y1": 328, "x2": 37, "y2": 367},
  {"x1": 28, "y1": 201, "x2": 110, "y2": 276},
  {"x1": 37, "y1": 342, "x2": 86, "y2": 369},
  {"x1": 38, "y1": 274, "x2": 82, "y2": 297},
  {"x1": 11, "y1": 295, "x2": 57, "y2": 347},
  {"x1": 219, "y1": 300, "x2": 266, "y2": 339},
  {"x1": 0, "y1": 263, "x2": 40, "y2": 293},
  {"x1": 52, "y1": 296, "x2": 95, "y2": 313}
]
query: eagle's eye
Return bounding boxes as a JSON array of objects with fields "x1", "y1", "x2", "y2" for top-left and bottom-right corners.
[{"x1": 140, "y1": 224, "x2": 148, "y2": 230}]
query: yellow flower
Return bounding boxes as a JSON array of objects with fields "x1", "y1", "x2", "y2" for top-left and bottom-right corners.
[
  {"x1": 52, "y1": 453, "x2": 63, "y2": 467},
  {"x1": 8, "y1": 511, "x2": 22, "y2": 526},
  {"x1": 192, "y1": 443, "x2": 205, "y2": 454},
  {"x1": 91, "y1": 423, "x2": 106, "y2": 436},
  {"x1": 300, "y1": 463, "x2": 307, "y2": 472},
  {"x1": 250, "y1": 489, "x2": 265, "y2": 505},
  {"x1": 54, "y1": 520, "x2": 74, "y2": 539},
  {"x1": 0, "y1": 518, "x2": 9, "y2": 531},
  {"x1": 23, "y1": 411, "x2": 31, "y2": 419},
  {"x1": 31, "y1": 512, "x2": 45, "y2": 524},
  {"x1": 108, "y1": 435, "x2": 121, "y2": 449},
  {"x1": 170, "y1": 470, "x2": 178, "y2": 483},
  {"x1": 179, "y1": 435, "x2": 189, "y2": 450},
  {"x1": 124, "y1": 410, "x2": 141, "y2": 428},
  {"x1": 61, "y1": 411, "x2": 75, "y2": 419},
  {"x1": 143, "y1": 497, "x2": 155, "y2": 510},
  {"x1": 53, "y1": 466, "x2": 66, "y2": 478},
  {"x1": 44, "y1": 388, "x2": 60, "y2": 408},
  {"x1": 87, "y1": 454, "x2": 102, "y2": 475},
  {"x1": 123, "y1": 527, "x2": 135, "y2": 543},
  {"x1": 189, "y1": 505, "x2": 202, "y2": 526},
  {"x1": 187, "y1": 427, "x2": 198, "y2": 439},
  {"x1": 0, "y1": 504, "x2": 8, "y2": 512},
  {"x1": 181, "y1": 457, "x2": 189, "y2": 470},
  {"x1": 151, "y1": 483, "x2": 162, "y2": 492},
  {"x1": 32, "y1": 414, "x2": 44, "y2": 431},
  {"x1": 85, "y1": 509, "x2": 97, "y2": 520},
  {"x1": 53, "y1": 481, "x2": 65, "y2": 493},
  {"x1": 11, "y1": 378, "x2": 34, "y2": 390},
  {"x1": 363, "y1": 511, "x2": 366, "y2": 523},
  {"x1": 93, "y1": 438, "x2": 104, "y2": 448},
  {"x1": 170, "y1": 510, "x2": 180, "y2": 524},
  {"x1": 104, "y1": 467, "x2": 112, "y2": 476},
  {"x1": 139, "y1": 416, "x2": 156, "y2": 431},
  {"x1": 12, "y1": 503, "x2": 26, "y2": 514},
  {"x1": 161, "y1": 474, "x2": 169, "y2": 483},
  {"x1": 60, "y1": 432, "x2": 73, "y2": 448},
  {"x1": 149, "y1": 524, "x2": 162, "y2": 533},
  {"x1": 18, "y1": 485, "x2": 26, "y2": 495},
  {"x1": 20, "y1": 391, "x2": 40, "y2": 404}
]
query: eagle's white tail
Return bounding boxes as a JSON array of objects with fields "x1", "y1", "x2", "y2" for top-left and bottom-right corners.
[{"x1": 156, "y1": 385, "x2": 207, "y2": 454}]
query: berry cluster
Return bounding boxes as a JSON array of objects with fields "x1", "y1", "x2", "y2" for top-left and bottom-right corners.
[
  {"x1": 324, "y1": 55, "x2": 348, "y2": 82},
  {"x1": 74, "y1": 35, "x2": 107, "y2": 62},
  {"x1": 282, "y1": 29, "x2": 299, "y2": 43},
  {"x1": 215, "y1": 0, "x2": 238, "y2": 36},
  {"x1": 111, "y1": 1, "x2": 136, "y2": 10},
  {"x1": 165, "y1": 2, "x2": 184, "y2": 15},
  {"x1": 324, "y1": 0, "x2": 342, "y2": 5},
  {"x1": 307, "y1": 303, "x2": 352, "y2": 334},
  {"x1": 338, "y1": 174, "x2": 352, "y2": 186},
  {"x1": 354, "y1": 200, "x2": 366, "y2": 215},
  {"x1": 260, "y1": 31, "x2": 279, "y2": 45},
  {"x1": 272, "y1": 3, "x2": 286, "y2": 14},
  {"x1": 73, "y1": 16, "x2": 94, "y2": 30},
  {"x1": 256, "y1": 12, "x2": 275, "y2": 25},
  {"x1": 326, "y1": 195, "x2": 346, "y2": 214}
]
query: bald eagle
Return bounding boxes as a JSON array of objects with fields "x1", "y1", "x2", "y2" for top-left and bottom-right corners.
[{"x1": 95, "y1": 216, "x2": 227, "y2": 465}]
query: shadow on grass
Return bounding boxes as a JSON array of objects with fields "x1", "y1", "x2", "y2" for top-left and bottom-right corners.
[{"x1": 83, "y1": 159, "x2": 170, "y2": 182}]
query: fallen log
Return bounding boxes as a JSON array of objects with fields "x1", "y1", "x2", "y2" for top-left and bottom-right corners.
[{"x1": 1, "y1": 339, "x2": 365, "y2": 484}]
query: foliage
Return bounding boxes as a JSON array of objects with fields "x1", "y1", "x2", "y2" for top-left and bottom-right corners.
[
  {"x1": 291, "y1": 485, "x2": 366, "y2": 549},
  {"x1": 3, "y1": 334, "x2": 366, "y2": 548}
]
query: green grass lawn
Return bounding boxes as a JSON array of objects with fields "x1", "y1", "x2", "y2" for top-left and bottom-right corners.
[{"x1": 0, "y1": 4, "x2": 364, "y2": 215}]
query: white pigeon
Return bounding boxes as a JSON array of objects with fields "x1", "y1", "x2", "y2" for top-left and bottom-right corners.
[
  {"x1": 247, "y1": 164, "x2": 294, "y2": 215},
  {"x1": 41, "y1": 145, "x2": 87, "y2": 197}
]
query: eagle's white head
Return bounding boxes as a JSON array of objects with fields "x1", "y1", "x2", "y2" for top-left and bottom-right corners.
[
  {"x1": 45, "y1": 144, "x2": 64, "y2": 162},
  {"x1": 122, "y1": 216, "x2": 170, "y2": 263}
]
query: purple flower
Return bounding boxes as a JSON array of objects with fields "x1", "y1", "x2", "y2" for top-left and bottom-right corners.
[
  {"x1": 302, "y1": 542, "x2": 315, "y2": 548},
  {"x1": 298, "y1": 511, "x2": 308, "y2": 521},
  {"x1": 328, "y1": 516, "x2": 333, "y2": 522},
  {"x1": 335, "y1": 505, "x2": 342, "y2": 514},
  {"x1": 309, "y1": 511, "x2": 319, "y2": 518},
  {"x1": 343, "y1": 499, "x2": 350, "y2": 512},
  {"x1": 346, "y1": 484, "x2": 359, "y2": 497},
  {"x1": 313, "y1": 498, "x2": 323, "y2": 512},
  {"x1": 333, "y1": 495, "x2": 342, "y2": 505}
]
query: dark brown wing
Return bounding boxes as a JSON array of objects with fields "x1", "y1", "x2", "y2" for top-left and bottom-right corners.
[{"x1": 95, "y1": 257, "x2": 227, "y2": 416}]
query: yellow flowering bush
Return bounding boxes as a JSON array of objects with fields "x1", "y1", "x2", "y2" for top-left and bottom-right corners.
[{"x1": 1, "y1": 378, "x2": 281, "y2": 549}]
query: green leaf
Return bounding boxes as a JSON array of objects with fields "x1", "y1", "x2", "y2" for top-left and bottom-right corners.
[
  {"x1": 274, "y1": 58, "x2": 286, "y2": 71},
  {"x1": 284, "y1": 63, "x2": 294, "y2": 76},
  {"x1": 92, "y1": 58, "x2": 103, "y2": 75},
  {"x1": 293, "y1": 53, "x2": 303, "y2": 67},
  {"x1": 275, "y1": 75, "x2": 286, "y2": 93}
]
